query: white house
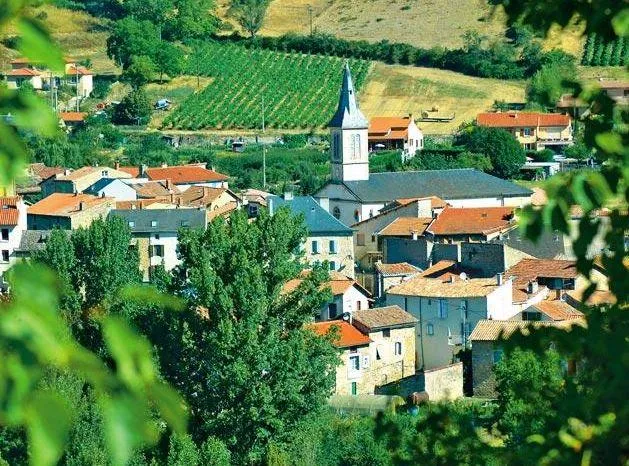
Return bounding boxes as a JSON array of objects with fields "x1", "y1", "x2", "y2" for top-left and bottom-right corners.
[
  {"x1": 0, "y1": 197, "x2": 27, "y2": 291},
  {"x1": 385, "y1": 273, "x2": 516, "y2": 370},
  {"x1": 368, "y1": 116, "x2": 424, "y2": 157},
  {"x1": 283, "y1": 271, "x2": 371, "y2": 321},
  {"x1": 119, "y1": 165, "x2": 229, "y2": 192},
  {"x1": 315, "y1": 64, "x2": 533, "y2": 227},
  {"x1": 110, "y1": 208, "x2": 207, "y2": 282},
  {"x1": 84, "y1": 178, "x2": 138, "y2": 202}
]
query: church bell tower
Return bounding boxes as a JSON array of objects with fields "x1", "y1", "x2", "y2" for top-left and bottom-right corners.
[{"x1": 328, "y1": 63, "x2": 369, "y2": 182}]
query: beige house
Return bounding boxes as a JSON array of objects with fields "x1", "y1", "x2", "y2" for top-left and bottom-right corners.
[
  {"x1": 6, "y1": 58, "x2": 94, "y2": 96},
  {"x1": 41, "y1": 166, "x2": 133, "y2": 197},
  {"x1": 310, "y1": 305, "x2": 417, "y2": 396},
  {"x1": 386, "y1": 274, "x2": 516, "y2": 370},
  {"x1": 476, "y1": 112, "x2": 573, "y2": 151},
  {"x1": 28, "y1": 193, "x2": 115, "y2": 230},
  {"x1": 373, "y1": 262, "x2": 421, "y2": 299}
]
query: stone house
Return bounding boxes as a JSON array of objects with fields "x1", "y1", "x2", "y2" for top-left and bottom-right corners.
[
  {"x1": 476, "y1": 112, "x2": 573, "y2": 151},
  {"x1": 386, "y1": 273, "x2": 516, "y2": 370},
  {"x1": 28, "y1": 193, "x2": 115, "y2": 230},
  {"x1": 0, "y1": 197, "x2": 27, "y2": 291},
  {"x1": 368, "y1": 115, "x2": 424, "y2": 156},
  {"x1": 269, "y1": 195, "x2": 355, "y2": 278},
  {"x1": 315, "y1": 64, "x2": 533, "y2": 227},
  {"x1": 40, "y1": 166, "x2": 133, "y2": 197},
  {"x1": 283, "y1": 271, "x2": 371, "y2": 321},
  {"x1": 309, "y1": 304, "x2": 417, "y2": 396},
  {"x1": 470, "y1": 319, "x2": 583, "y2": 396},
  {"x1": 352, "y1": 196, "x2": 444, "y2": 270},
  {"x1": 110, "y1": 208, "x2": 206, "y2": 282},
  {"x1": 373, "y1": 262, "x2": 421, "y2": 299}
]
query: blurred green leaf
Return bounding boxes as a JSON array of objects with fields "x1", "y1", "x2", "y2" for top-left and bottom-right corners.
[
  {"x1": 25, "y1": 391, "x2": 73, "y2": 466},
  {"x1": 17, "y1": 17, "x2": 64, "y2": 73},
  {"x1": 612, "y1": 8, "x2": 629, "y2": 37},
  {"x1": 148, "y1": 382, "x2": 188, "y2": 434}
]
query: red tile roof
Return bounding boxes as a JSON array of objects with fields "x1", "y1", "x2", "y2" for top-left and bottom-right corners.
[
  {"x1": 309, "y1": 321, "x2": 371, "y2": 348},
  {"x1": 118, "y1": 166, "x2": 141, "y2": 177},
  {"x1": 145, "y1": 166, "x2": 228, "y2": 184},
  {"x1": 0, "y1": 197, "x2": 20, "y2": 226},
  {"x1": 428, "y1": 206, "x2": 516, "y2": 236},
  {"x1": 378, "y1": 217, "x2": 433, "y2": 237},
  {"x1": 66, "y1": 65, "x2": 92, "y2": 76},
  {"x1": 507, "y1": 258, "x2": 577, "y2": 298},
  {"x1": 59, "y1": 112, "x2": 88, "y2": 122},
  {"x1": 533, "y1": 300, "x2": 584, "y2": 321},
  {"x1": 477, "y1": 112, "x2": 571, "y2": 128},
  {"x1": 9, "y1": 68, "x2": 41, "y2": 77},
  {"x1": 369, "y1": 116, "x2": 414, "y2": 140},
  {"x1": 28, "y1": 193, "x2": 112, "y2": 216}
]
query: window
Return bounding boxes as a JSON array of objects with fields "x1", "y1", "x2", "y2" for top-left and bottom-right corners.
[
  {"x1": 329, "y1": 261, "x2": 336, "y2": 271},
  {"x1": 101, "y1": 170, "x2": 109, "y2": 177},
  {"x1": 351, "y1": 134, "x2": 361, "y2": 160},
  {"x1": 329, "y1": 240, "x2": 337, "y2": 254},
  {"x1": 394, "y1": 342, "x2": 402, "y2": 356},
  {"x1": 438, "y1": 299, "x2": 448, "y2": 319},
  {"x1": 369, "y1": 209, "x2": 374, "y2": 218},
  {"x1": 128, "y1": 221, "x2": 135, "y2": 228},
  {"x1": 522, "y1": 128, "x2": 532, "y2": 136},
  {"x1": 311, "y1": 240, "x2": 319, "y2": 254},
  {"x1": 427, "y1": 323, "x2": 434, "y2": 335},
  {"x1": 333, "y1": 133, "x2": 341, "y2": 161},
  {"x1": 523, "y1": 311, "x2": 542, "y2": 321},
  {"x1": 376, "y1": 347, "x2": 382, "y2": 360},
  {"x1": 181, "y1": 220, "x2": 190, "y2": 227},
  {"x1": 356, "y1": 300, "x2": 362, "y2": 311},
  {"x1": 382, "y1": 328, "x2": 390, "y2": 338},
  {"x1": 351, "y1": 381, "x2": 357, "y2": 396},
  {"x1": 354, "y1": 210, "x2": 360, "y2": 222},
  {"x1": 356, "y1": 233, "x2": 365, "y2": 246},
  {"x1": 332, "y1": 206, "x2": 341, "y2": 219},
  {"x1": 371, "y1": 235, "x2": 376, "y2": 243},
  {"x1": 1, "y1": 250, "x2": 8, "y2": 262},
  {"x1": 427, "y1": 299, "x2": 432, "y2": 305},
  {"x1": 1, "y1": 228, "x2": 8, "y2": 241},
  {"x1": 151, "y1": 245, "x2": 164, "y2": 257},
  {"x1": 493, "y1": 349, "x2": 504, "y2": 364},
  {"x1": 349, "y1": 355, "x2": 360, "y2": 371},
  {"x1": 151, "y1": 220, "x2": 158, "y2": 228},
  {"x1": 327, "y1": 303, "x2": 338, "y2": 319}
]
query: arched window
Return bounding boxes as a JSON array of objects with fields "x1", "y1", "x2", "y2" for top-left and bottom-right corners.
[
  {"x1": 351, "y1": 134, "x2": 361, "y2": 159},
  {"x1": 394, "y1": 342, "x2": 402, "y2": 356},
  {"x1": 332, "y1": 206, "x2": 341, "y2": 219}
]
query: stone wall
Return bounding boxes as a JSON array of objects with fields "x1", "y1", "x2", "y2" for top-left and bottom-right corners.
[
  {"x1": 305, "y1": 234, "x2": 355, "y2": 278},
  {"x1": 383, "y1": 237, "x2": 431, "y2": 269},
  {"x1": 460, "y1": 242, "x2": 507, "y2": 277},
  {"x1": 432, "y1": 242, "x2": 460, "y2": 263},
  {"x1": 471, "y1": 341, "x2": 497, "y2": 397},
  {"x1": 423, "y1": 362, "x2": 464, "y2": 401}
]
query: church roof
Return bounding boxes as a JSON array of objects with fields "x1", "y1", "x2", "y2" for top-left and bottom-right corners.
[
  {"x1": 269, "y1": 195, "x2": 353, "y2": 236},
  {"x1": 337, "y1": 169, "x2": 532, "y2": 203},
  {"x1": 328, "y1": 63, "x2": 369, "y2": 129}
]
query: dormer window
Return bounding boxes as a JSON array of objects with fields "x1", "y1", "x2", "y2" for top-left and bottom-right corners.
[{"x1": 151, "y1": 220, "x2": 158, "y2": 227}]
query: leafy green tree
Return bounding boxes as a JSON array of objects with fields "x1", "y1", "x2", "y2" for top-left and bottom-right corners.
[
  {"x1": 200, "y1": 437, "x2": 231, "y2": 466},
  {"x1": 70, "y1": 216, "x2": 141, "y2": 310},
  {"x1": 564, "y1": 141, "x2": 592, "y2": 160},
  {"x1": 150, "y1": 210, "x2": 339, "y2": 463},
  {"x1": 106, "y1": 18, "x2": 160, "y2": 68},
  {"x1": 113, "y1": 88, "x2": 152, "y2": 125},
  {"x1": 121, "y1": 55, "x2": 156, "y2": 89},
  {"x1": 229, "y1": 0, "x2": 270, "y2": 37},
  {"x1": 167, "y1": 434, "x2": 200, "y2": 466},
  {"x1": 167, "y1": 0, "x2": 219, "y2": 40},
  {"x1": 32, "y1": 229, "x2": 82, "y2": 326},
  {"x1": 153, "y1": 43, "x2": 185, "y2": 83},
  {"x1": 494, "y1": 348, "x2": 564, "y2": 447},
  {"x1": 460, "y1": 126, "x2": 526, "y2": 178},
  {"x1": 530, "y1": 148, "x2": 554, "y2": 162}
]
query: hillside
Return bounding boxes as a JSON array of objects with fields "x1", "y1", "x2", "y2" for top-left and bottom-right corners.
[
  {"x1": 0, "y1": 5, "x2": 116, "y2": 74},
  {"x1": 254, "y1": 0, "x2": 585, "y2": 54},
  {"x1": 359, "y1": 63, "x2": 526, "y2": 134}
]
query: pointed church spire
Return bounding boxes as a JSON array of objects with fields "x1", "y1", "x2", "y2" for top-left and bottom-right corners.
[{"x1": 328, "y1": 62, "x2": 369, "y2": 129}]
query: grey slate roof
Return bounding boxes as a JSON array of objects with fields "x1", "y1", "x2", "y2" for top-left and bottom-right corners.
[
  {"x1": 497, "y1": 229, "x2": 567, "y2": 259},
  {"x1": 84, "y1": 178, "x2": 119, "y2": 195},
  {"x1": 269, "y1": 196, "x2": 353, "y2": 236},
  {"x1": 110, "y1": 208, "x2": 206, "y2": 233},
  {"x1": 339, "y1": 169, "x2": 532, "y2": 203},
  {"x1": 16, "y1": 229, "x2": 54, "y2": 255},
  {"x1": 328, "y1": 63, "x2": 368, "y2": 129}
]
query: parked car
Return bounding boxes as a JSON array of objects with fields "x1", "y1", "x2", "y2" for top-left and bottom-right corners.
[{"x1": 155, "y1": 99, "x2": 171, "y2": 110}]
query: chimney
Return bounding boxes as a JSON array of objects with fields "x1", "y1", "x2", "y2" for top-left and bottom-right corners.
[
  {"x1": 527, "y1": 280, "x2": 539, "y2": 294},
  {"x1": 100, "y1": 192, "x2": 105, "y2": 198},
  {"x1": 411, "y1": 231, "x2": 418, "y2": 241},
  {"x1": 64, "y1": 169, "x2": 71, "y2": 176},
  {"x1": 449, "y1": 275, "x2": 455, "y2": 284},
  {"x1": 317, "y1": 197, "x2": 329, "y2": 212},
  {"x1": 79, "y1": 201, "x2": 85, "y2": 211},
  {"x1": 114, "y1": 161, "x2": 120, "y2": 170},
  {"x1": 496, "y1": 273, "x2": 503, "y2": 286},
  {"x1": 170, "y1": 193, "x2": 175, "y2": 203},
  {"x1": 166, "y1": 178, "x2": 172, "y2": 191},
  {"x1": 139, "y1": 164, "x2": 147, "y2": 177},
  {"x1": 284, "y1": 191, "x2": 294, "y2": 201},
  {"x1": 555, "y1": 289, "x2": 562, "y2": 300},
  {"x1": 161, "y1": 162, "x2": 168, "y2": 168}
]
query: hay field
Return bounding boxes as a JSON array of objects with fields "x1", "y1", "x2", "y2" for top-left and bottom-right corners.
[
  {"x1": 0, "y1": 6, "x2": 117, "y2": 74},
  {"x1": 358, "y1": 63, "x2": 526, "y2": 134}
]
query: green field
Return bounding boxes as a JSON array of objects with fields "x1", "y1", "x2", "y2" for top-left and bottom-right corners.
[{"x1": 162, "y1": 42, "x2": 370, "y2": 130}]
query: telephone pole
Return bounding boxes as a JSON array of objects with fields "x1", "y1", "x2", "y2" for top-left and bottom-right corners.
[
  {"x1": 262, "y1": 95, "x2": 266, "y2": 189},
  {"x1": 308, "y1": 5, "x2": 314, "y2": 35}
]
